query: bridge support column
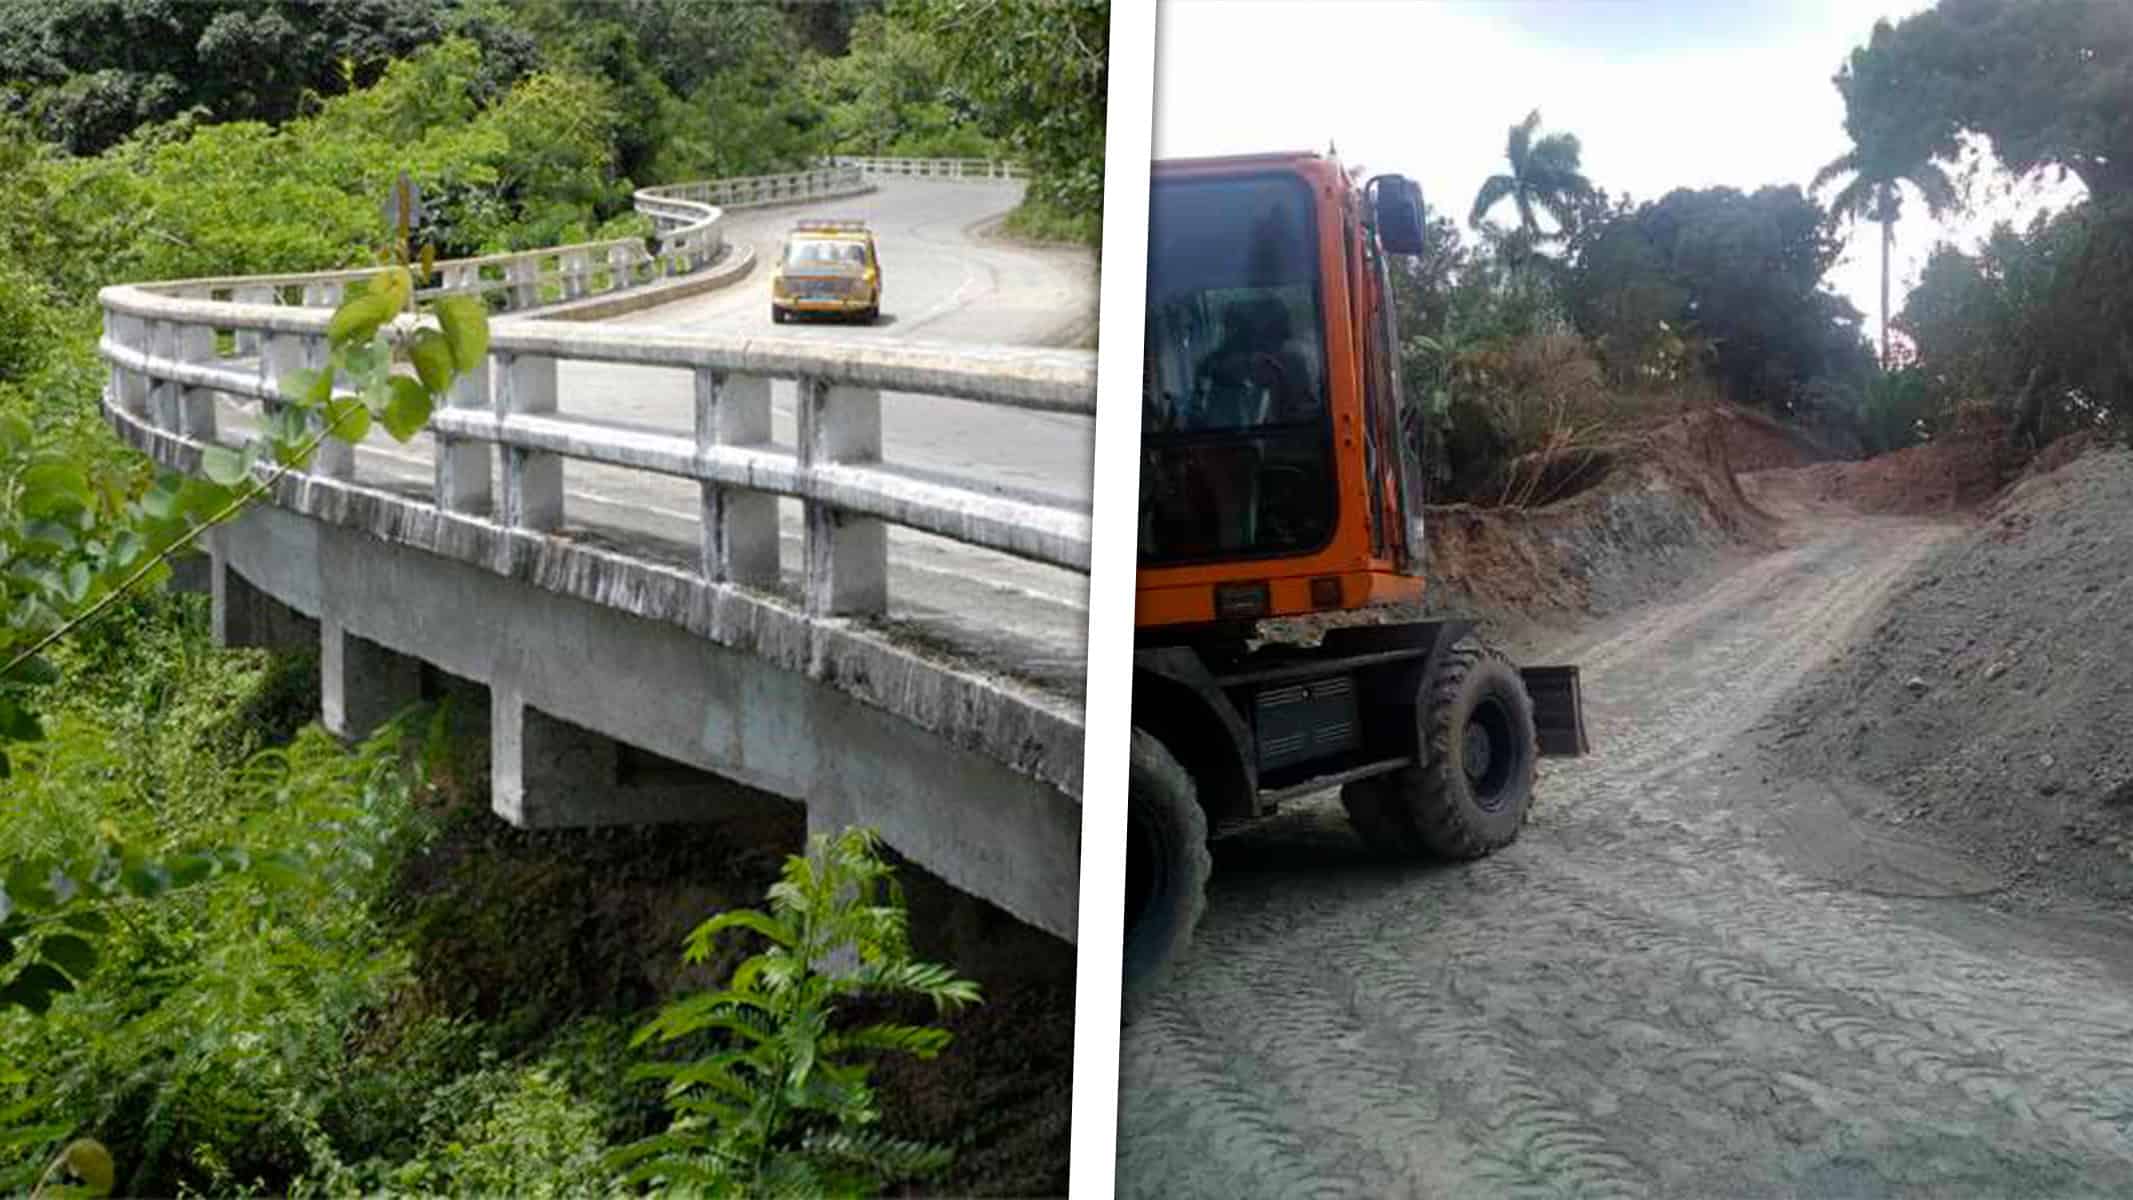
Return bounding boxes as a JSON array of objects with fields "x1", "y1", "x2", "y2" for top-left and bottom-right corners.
[
  {"x1": 322, "y1": 622, "x2": 423, "y2": 741},
  {"x1": 210, "y1": 550, "x2": 315, "y2": 654},
  {"x1": 491, "y1": 688, "x2": 747, "y2": 829}
]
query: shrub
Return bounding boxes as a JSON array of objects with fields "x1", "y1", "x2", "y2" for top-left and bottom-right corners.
[{"x1": 613, "y1": 827, "x2": 980, "y2": 1199}]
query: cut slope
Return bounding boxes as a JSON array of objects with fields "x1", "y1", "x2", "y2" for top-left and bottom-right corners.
[
  {"x1": 1271, "y1": 407, "x2": 1781, "y2": 650},
  {"x1": 1771, "y1": 444, "x2": 2133, "y2": 908}
]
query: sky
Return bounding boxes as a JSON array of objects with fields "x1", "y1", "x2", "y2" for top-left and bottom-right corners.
[{"x1": 1151, "y1": 0, "x2": 2088, "y2": 354}]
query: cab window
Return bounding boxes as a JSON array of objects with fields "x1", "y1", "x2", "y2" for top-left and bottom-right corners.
[{"x1": 1141, "y1": 171, "x2": 1337, "y2": 566}]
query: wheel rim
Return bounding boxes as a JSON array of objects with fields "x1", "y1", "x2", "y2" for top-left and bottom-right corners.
[{"x1": 1463, "y1": 695, "x2": 1521, "y2": 812}]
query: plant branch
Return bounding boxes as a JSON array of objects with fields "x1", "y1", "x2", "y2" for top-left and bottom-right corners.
[{"x1": 2, "y1": 405, "x2": 357, "y2": 682}]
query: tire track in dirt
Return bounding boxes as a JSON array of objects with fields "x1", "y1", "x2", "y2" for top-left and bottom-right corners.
[{"x1": 1118, "y1": 512, "x2": 2133, "y2": 1197}]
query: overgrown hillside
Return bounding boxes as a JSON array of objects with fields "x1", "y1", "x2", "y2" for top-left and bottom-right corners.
[{"x1": 0, "y1": 3, "x2": 1102, "y2": 1194}]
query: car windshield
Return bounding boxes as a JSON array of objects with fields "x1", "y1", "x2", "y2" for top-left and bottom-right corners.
[
  {"x1": 785, "y1": 239, "x2": 864, "y2": 267},
  {"x1": 1141, "y1": 171, "x2": 1337, "y2": 565}
]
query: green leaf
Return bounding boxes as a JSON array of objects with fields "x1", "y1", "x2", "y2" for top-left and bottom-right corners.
[
  {"x1": 62, "y1": 1138, "x2": 116, "y2": 1195},
  {"x1": 0, "y1": 696, "x2": 43, "y2": 742},
  {"x1": 20, "y1": 519, "x2": 76, "y2": 554},
  {"x1": 433, "y1": 295, "x2": 489, "y2": 370},
  {"x1": 38, "y1": 933, "x2": 96, "y2": 983},
  {"x1": 326, "y1": 290, "x2": 396, "y2": 350},
  {"x1": 278, "y1": 366, "x2": 332, "y2": 409},
  {"x1": 1, "y1": 655, "x2": 58, "y2": 688},
  {"x1": 325, "y1": 397, "x2": 371, "y2": 443},
  {"x1": 18, "y1": 463, "x2": 90, "y2": 518},
  {"x1": 408, "y1": 329, "x2": 454, "y2": 393},
  {"x1": 120, "y1": 861, "x2": 171, "y2": 900},
  {"x1": 200, "y1": 443, "x2": 250, "y2": 486},
  {"x1": 0, "y1": 413, "x2": 31, "y2": 456},
  {"x1": 0, "y1": 962, "x2": 72, "y2": 1014},
  {"x1": 342, "y1": 335, "x2": 387, "y2": 381},
  {"x1": 61, "y1": 561, "x2": 91, "y2": 606},
  {"x1": 60, "y1": 909, "x2": 109, "y2": 936},
  {"x1": 139, "y1": 476, "x2": 183, "y2": 521},
  {"x1": 107, "y1": 530, "x2": 145, "y2": 571},
  {"x1": 167, "y1": 854, "x2": 216, "y2": 888},
  {"x1": 381, "y1": 376, "x2": 432, "y2": 441}
]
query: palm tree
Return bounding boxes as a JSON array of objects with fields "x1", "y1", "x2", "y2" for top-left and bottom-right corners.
[
  {"x1": 1811, "y1": 144, "x2": 1956, "y2": 368},
  {"x1": 1467, "y1": 109, "x2": 1595, "y2": 252}
]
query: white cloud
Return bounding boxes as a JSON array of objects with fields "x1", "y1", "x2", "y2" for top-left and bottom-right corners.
[{"x1": 1152, "y1": 0, "x2": 2082, "y2": 352}]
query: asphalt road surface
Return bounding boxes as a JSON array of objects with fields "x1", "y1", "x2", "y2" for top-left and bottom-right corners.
[
  {"x1": 1116, "y1": 507, "x2": 2133, "y2": 1199},
  {"x1": 220, "y1": 179, "x2": 1098, "y2": 698}
]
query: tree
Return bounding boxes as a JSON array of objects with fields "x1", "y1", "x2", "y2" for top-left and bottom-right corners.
[
  {"x1": 895, "y1": 0, "x2": 1108, "y2": 230},
  {"x1": 1898, "y1": 198, "x2": 2133, "y2": 446},
  {"x1": 1594, "y1": 184, "x2": 1871, "y2": 416},
  {"x1": 0, "y1": 0, "x2": 469, "y2": 154},
  {"x1": 1836, "y1": 2, "x2": 2133, "y2": 200},
  {"x1": 1467, "y1": 109, "x2": 1596, "y2": 256},
  {"x1": 1815, "y1": 25, "x2": 1961, "y2": 367}
]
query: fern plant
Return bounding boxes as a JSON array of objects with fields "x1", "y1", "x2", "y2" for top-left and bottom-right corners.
[{"x1": 611, "y1": 827, "x2": 981, "y2": 1199}]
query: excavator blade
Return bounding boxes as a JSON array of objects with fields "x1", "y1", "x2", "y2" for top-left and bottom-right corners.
[{"x1": 1521, "y1": 665, "x2": 1590, "y2": 757}]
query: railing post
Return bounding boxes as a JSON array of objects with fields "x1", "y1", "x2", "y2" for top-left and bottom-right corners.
[
  {"x1": 509, "y1": 259, "x2": 537, "y2": 310},
  {"x1": 797, "y1": 375, "x2": 886, "y2": 617},
  {"x1": 147, "y1": 320, "x2": 179, "y2": 431},
  {"x1": 694, "y1": 368, "x2": 778, "y2": 588},
  {"x1": 233, "y1": 288, "x2": 272, "y2": 356},
  {"x1": 436, "y1": 351, "x2": 492, "y2": 514},
  {"x1": 109, "y1": 312, "x2": 150, "y2": 416},
  {"x1": 174, "y1": 323, "x2": 217, "y2": 441},
  {"x1": 312, "y1": 335, "x2": 355, "y2": 480},
  {"x1": 497, "y1": 352, "x2": 562, "y2": 531}
]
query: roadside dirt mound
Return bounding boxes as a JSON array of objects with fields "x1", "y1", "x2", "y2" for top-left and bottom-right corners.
[
  {"x1": 1748, "y1": 425, "x2": 2012, "y2": 516},
  {"x1": 1269, "y1": 408, "x2": 1779, "y2": 654},
  {"x1": 1992, "y1": 428, "x2": 2110, "y2": 511},
  {"x1": 1772, "y1": 447, "x2": 2133, "y2": 909},
  {"x1": 1713, "y1": 403, "x2": 1834, "y2": 471}
]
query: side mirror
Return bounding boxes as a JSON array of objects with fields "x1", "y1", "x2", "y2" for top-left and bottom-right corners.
[{"x1": 1372, "y1": 175, "x2": 1427, "y2": 255}]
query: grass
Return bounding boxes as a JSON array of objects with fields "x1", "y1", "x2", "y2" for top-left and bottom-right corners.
[{"x1": 996, "y1": 197, "x2": 1099, "y2": 248}]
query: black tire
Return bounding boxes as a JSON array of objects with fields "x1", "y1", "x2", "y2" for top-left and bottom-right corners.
[
  {"x1": 771, "y1": 305, "x2": 786, "y2": 324},
  {"x1": 1122, "y1": 727, "x2": 1210, "y2": 1025},
  {"x1": 863, "y1": 302, "x2": 880, "y2": 324},
  {"x1": 1341, "y1": 636, "x2": 1537, "y2": 860}
]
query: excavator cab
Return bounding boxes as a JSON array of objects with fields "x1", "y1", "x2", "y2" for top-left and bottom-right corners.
[
  {"x1": 1125, "y1": 152, "x2": 1590, "y2": 1022},
  {"x1": 1140, "y1": 155, "x2": 1433, "y2": 628}
]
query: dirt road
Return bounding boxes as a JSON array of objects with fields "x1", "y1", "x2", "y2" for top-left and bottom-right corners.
[{"x1": 1116, "y1": 506, "x2": 2133, "y2": 1198}]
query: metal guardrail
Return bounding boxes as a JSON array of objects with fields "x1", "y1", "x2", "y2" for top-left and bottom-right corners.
[
  {"x1": 830, "y1": 156, "x2": 1026, "y2": 182},
  {"x1": 147, "y1": 166, "x2": 876, "y2": 322},
  {"x1": 97, "y1": 285, "x2": 1094, "y2": 625}
]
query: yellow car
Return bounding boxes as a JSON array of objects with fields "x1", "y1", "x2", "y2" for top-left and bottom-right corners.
[{"x1": 769, "y1": 220, "x2": 881, "y2": 325}]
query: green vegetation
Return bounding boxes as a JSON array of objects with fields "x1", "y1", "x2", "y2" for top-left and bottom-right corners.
[
  {"x1": 614, "y1": 828, "x2": 980, "y2": 1197},
  {"x1": 1399, "y1": 0, "x2": 2130, "y2": 501},
  {"x1": 2, "y1": 3, "x2": 1089, "y2": 1194}
]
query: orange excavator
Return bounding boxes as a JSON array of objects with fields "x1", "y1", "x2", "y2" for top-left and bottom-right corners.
[{"x1": 1127, "y1": 151, "x2": 1590, "y2": 1018}]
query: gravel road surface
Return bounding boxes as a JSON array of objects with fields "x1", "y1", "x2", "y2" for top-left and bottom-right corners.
[{"x1": 1117, "y1": 505, "x2": 2133, "y2": 1198}]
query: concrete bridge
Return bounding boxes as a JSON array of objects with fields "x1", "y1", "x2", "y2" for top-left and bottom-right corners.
[{"x1": 96, "y1": 161, "x2": 1095, "y2": 942}]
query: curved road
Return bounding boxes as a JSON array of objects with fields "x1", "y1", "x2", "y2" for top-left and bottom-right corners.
[
  {"x1": 1116, "y1": 502, "x2": 2133, "y2": 1198},
  {"x1": 224, "y1": 179, "x2": 1099, "y2": 697}
]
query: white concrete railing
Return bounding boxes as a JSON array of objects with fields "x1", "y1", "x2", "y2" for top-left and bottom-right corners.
[
  {"x1": 830, "y1": 156, "x2": 1026, "y2": 182},
  {"x1": 152, "y1": 165, "x2": 874, "y2": 323},
  {"x1": 96, "y1": 288, "x2": 1093, "y2": 621}
]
